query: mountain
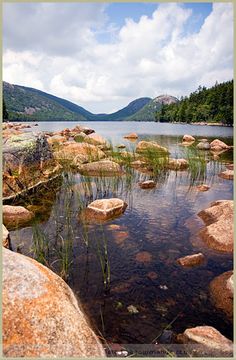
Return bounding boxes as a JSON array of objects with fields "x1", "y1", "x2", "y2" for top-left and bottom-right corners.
[
  {"x1": 3, "y1": 82, "x2": 152, "y2": 122},
  {"x1": 3, "y1": 82, "x2": 88, "y2": 121},
  {"x1": 126, "y1": 95, "x2": 179, "y2": 121},
  {"x1": 98, "y1": 97, "x2": 152, "y2": 121}
]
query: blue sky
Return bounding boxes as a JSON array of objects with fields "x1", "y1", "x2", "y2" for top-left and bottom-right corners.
[
  {"x1": 97, "y1": 3, "x2": 213, "y2": 43},
  {"x1": 106, "y1": 3, "x2": 212, "y2": 29},
  {"x1": 3, "y1": 2, "x2": 233, "y2": 113}
]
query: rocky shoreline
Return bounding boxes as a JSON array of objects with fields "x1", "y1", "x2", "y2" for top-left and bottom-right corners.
[{"x1": 2, "y1": 121, "x2": 233, "y2": 357}]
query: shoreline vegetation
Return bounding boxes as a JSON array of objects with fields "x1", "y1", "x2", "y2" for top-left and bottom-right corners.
[{"x1": 3, "y1": 80, "x2": 233, "y2": 125}]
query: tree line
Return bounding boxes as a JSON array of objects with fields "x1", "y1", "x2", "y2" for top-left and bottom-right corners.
[{"x1": 155, "y1": 80, "x2": 233, "y2": 125}]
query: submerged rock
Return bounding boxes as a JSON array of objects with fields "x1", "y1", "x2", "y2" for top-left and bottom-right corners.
[
  {"x1": 196, "y1": 184, "x2": 210, "y2": 192},
  {"x1": 77, "y1": 160, "x2": 122, "y2": 176},
  {"x1": 127, "y1": 305, "x2": 139, "y2": 314},
  {"x1": 177, "y1": 253, "x2": 205, "y2": 267},
  {"x1": 168, "y1": 158, "x2": 189, "y2": 170},
  {"x1": 209, "y1": 270, "x2": 233, "y2": 321},
  {"x1": 182, "y1": 134, "x2": 195, "y2": 142},
  {"x1": 147, "y1": 271, "x2": 158, "y2": 280},
  {"x1": 138, "y1": 180, "x2": 156, "y2": 189},
  {"x1": 3, "y1": 205, "x2": 34, "y2": 229},
  {"x1": 135, "y1": 251, "x2": 152, "y2": 263},
  {"x1": 198, "y1": 200, "x2": 233, "y2": 252},
  {"x1": 113, "y1": 231, "x2": 129, "y2": 245},
  {"x1": 177, "y1": 326, "x2": 233, "y2": 357},
  {"x1": 218, "y1": 170, "x2": 233, "y2": 180},
  {"x1": 123, "y1": 132, "x2": 138, "y2": 139},
  {"x1": 81, "y1": 198, "x2": 127, "y2": 222},
  {"x1": 2, "y1": 248, "x2": 105, "y2": 357},
  {"x1": 136, "y1": 141, "x2": 169, "y2": 154}
]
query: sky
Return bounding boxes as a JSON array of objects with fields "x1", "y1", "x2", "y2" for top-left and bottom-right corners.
[{"x1": 3, "y1": 2, "x2": 233, "y2": 114}]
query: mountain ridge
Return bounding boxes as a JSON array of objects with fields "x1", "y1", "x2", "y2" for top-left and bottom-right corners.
[{"x1": 3, "y1": 81, "x2": 176, "y2": 122}]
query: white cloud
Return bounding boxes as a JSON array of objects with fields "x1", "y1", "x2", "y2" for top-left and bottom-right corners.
[{"x1": 3, "y1": 3, "x2": 233, "y2": 113}]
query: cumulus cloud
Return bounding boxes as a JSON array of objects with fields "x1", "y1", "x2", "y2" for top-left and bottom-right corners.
[{"x1": 3, "y1": 3, "x2": 233, "y2": 113}]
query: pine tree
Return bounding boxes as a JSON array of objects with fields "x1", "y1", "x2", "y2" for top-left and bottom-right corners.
[{"x1": 3, "y1": 98, "x2": 8, "y2": 120}]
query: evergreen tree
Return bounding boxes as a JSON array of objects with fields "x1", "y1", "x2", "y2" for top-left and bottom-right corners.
[
  {"x1": 154, "y1": 80, "x2": 233, "y2": 125},
  {"x1": 3, "y1": 98, "x2": 8, "y2": 120}
]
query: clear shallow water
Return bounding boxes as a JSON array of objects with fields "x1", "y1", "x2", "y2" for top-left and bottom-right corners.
[{"x1": 9, "y1": 122, "x2": 233, "y2": 355}]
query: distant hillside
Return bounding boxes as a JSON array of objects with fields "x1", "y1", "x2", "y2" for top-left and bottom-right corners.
[
  {"x1": 126, "y1": 95, "x2": 179, "y2": 121},
  {"x1": 3, "y1": 82, "x2": 151, "y2": 122},
  {"x1": 3, "y1": 82, "x2": 87, "y2": 121},
  {"x1": 155, "y1": 80, "x2": 233, "y2": 125},
  {"x1": 100, "y1": 97, "x2": 152, "y2": 121}
]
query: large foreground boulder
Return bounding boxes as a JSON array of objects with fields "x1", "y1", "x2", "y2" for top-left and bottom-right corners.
[
  {"x1": 3, "y1": 133, "x2": 52, "y2": 170},
  {"x1": 198, "y1": 200, "x2": 233, "y2": 252},
  {"x1": 209, "y1": 270, "x2": 233, "y2": 321},
  {"x1": 177, "y1": 326, "x2": 233, "y2": 357},
  {"x1": 3, "y1": 248, "x2": 105, "y2": 357},
  {"x1": 80, "y1": 198, "x2": 127, "y2": 223},
  {"x1": 77, "y1": 160, "x2": 123, "y2": 176},
  {"x1": 3, "y1": 132, "x2": 61, "y2": 200},
  {"x1": 136, "y1": 141, "x2": 169, "y2": 154}
]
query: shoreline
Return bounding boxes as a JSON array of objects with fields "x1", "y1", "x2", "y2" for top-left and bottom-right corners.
[{"x1": 5, "y1": 120, "x2": 233, "y2": 127}]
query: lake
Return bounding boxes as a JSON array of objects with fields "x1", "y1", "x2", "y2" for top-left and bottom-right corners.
[{"x1": 9, "y1": 121, "x2": 233, "y2": 356}]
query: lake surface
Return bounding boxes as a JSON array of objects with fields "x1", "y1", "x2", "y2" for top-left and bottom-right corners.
[
  {"x1": 10, "y1": 121, "x2": 233, "y2": 356},
  {"x1": 30, "y1": 120, "x2": 233, "y2": 144}
]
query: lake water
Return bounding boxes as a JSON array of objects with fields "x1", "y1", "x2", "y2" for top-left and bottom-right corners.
[{"x1": 9, "y1": 121, "x2": 233, "y2": 356}]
